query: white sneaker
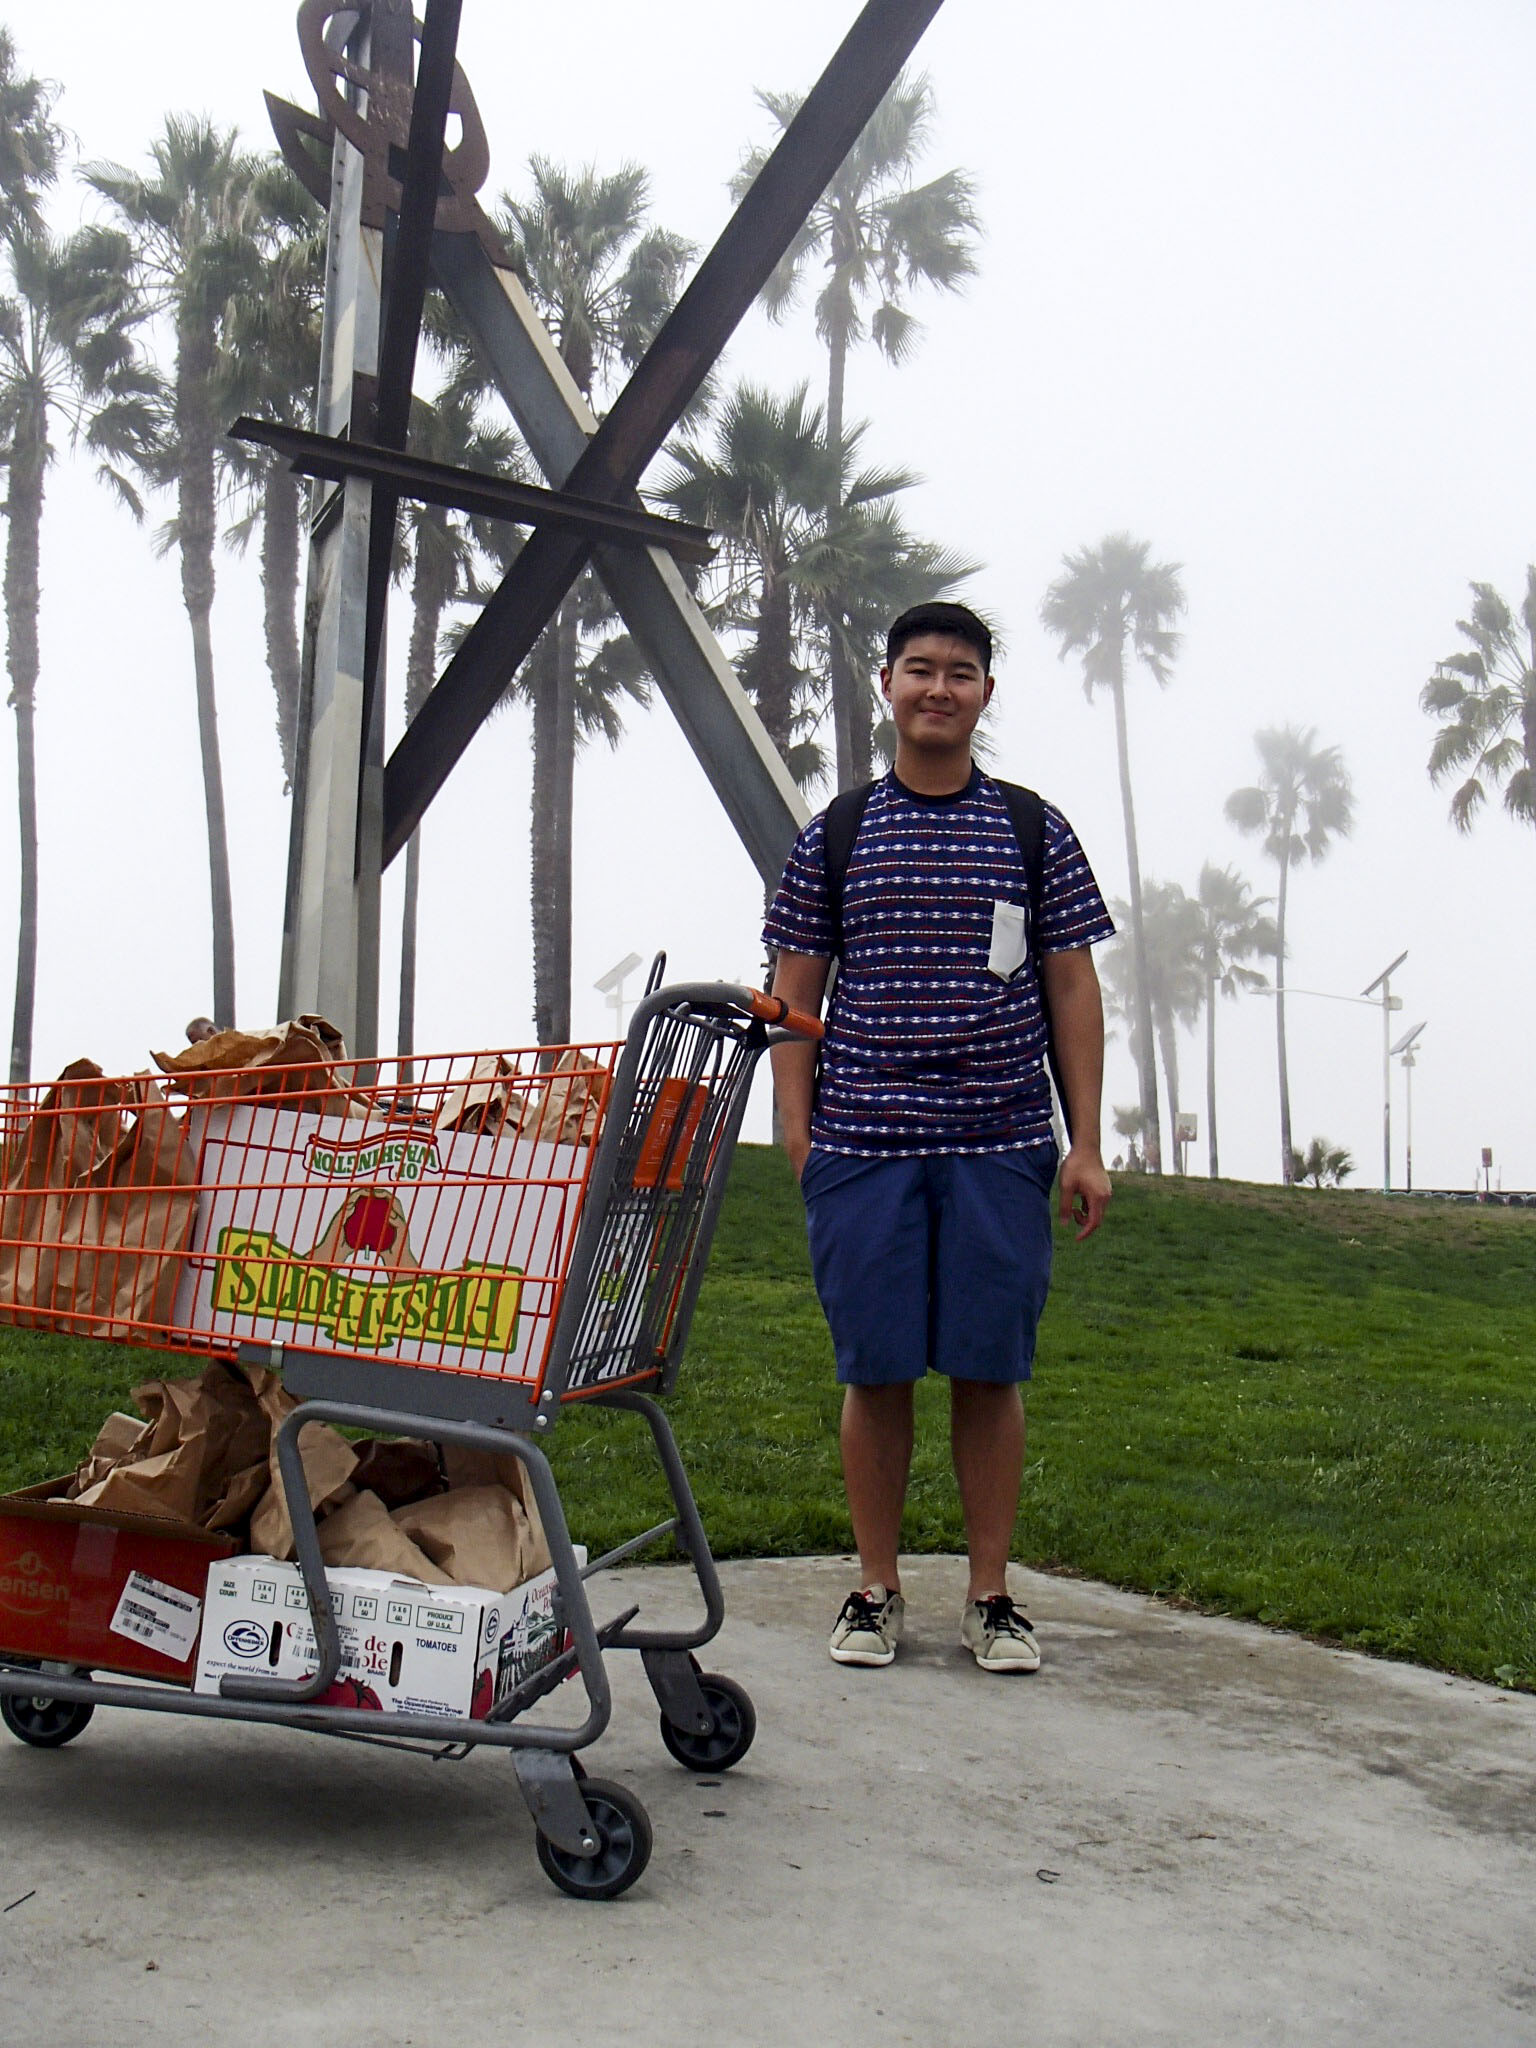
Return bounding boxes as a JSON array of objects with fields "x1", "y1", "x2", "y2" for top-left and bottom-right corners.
[
  {"x1": 961, "y1": 1593, "x2": 1040, "y2": 1673},
  {"x1": 829, "y1": 1585, "x2": 905, "y2": 1666}
]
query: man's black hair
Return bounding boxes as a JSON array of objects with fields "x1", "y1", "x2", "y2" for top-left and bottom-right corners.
[{"x1": 885, "y1": 601, "x2": 993, "y2": 675}]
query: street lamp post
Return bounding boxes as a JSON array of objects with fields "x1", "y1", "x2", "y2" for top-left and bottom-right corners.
[
  {"x1": 1362, "y1": 951, "x2": 1408, "y2": 1194},
  {"x1": 593, "y1": 951, "x2": 644, "y2": 1035},
  {"x1": 1392, "y1": 1022, "x2": 1425, "y2": 1192}
]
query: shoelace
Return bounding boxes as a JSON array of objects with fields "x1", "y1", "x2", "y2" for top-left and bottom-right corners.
[
  {"x1": 978, "y1": 1593, "x2": 1033, "y2": 1638},
  {"x1": 839, "y1": 1589, "x2": 889, "y2": 1628}
]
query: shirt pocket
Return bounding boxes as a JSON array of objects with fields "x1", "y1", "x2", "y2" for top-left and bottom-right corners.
[{"x1": 986, "y1": 898, "x2": 1029, "y2": 980}]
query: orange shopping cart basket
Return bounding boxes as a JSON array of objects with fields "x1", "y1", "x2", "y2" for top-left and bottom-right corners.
[{"x1": 0, "y1": 980, "x2": 820, "y2": 1898}]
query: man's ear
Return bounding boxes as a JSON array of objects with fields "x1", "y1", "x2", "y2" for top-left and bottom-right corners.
[
  {"x1": 983, "y1": 673, "x2": 995, "y2": 707},
  {"x1": 879, "y1": 664, "x2": 893, "y2": 702}
]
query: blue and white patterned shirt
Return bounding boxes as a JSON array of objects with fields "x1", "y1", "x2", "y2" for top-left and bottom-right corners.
[{"x1": 762, "y1": 768, "x2": 1115, "y2": 1156}]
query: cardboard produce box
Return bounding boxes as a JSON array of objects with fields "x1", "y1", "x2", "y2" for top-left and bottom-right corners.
[
  {"x1": 171, "y1": 1100, "x2": 601, "y2": 1381},
  {"x1": 194, "y1": 1551, "x2": 582, "y2": 1720},
  {"x1": 0, "y1": 1481, "x2": 237, "y2": 1684}
]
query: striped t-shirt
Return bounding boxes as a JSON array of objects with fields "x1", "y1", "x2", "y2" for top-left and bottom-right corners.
[{"x1": 762, "y1": 768, "x2": 1115, "y2": 1157}]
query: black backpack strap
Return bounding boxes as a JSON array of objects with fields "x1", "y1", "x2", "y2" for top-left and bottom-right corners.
[
  {"x1": 994, "y1": 780, "x2": 1071, "y2": 1145},
  {"x1": 821, "y1": 780, "x2": 879, "y2": 958},
  {"x1": 995, "y1": 782, "x2": 1048, "y2": 955}
]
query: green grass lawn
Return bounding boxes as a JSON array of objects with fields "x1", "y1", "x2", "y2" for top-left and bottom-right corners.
[{"x1": 3, "y1": 1149, "x2": 1532, "y2": 1688}]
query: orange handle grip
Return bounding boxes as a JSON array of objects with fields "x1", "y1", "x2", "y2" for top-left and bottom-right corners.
[{"x1": 747, "y1": 989, "x2": 824, "y2": 1040}]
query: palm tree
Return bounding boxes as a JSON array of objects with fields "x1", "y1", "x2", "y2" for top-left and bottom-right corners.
[
  {"x1": 733, "y1": 70, "x2": 979, "y2": 788},
  {"x1": 1420, "y1": 571, "x2": 1536, "y2": 834},
  {"x1": 1226, "y1": 727, "x2": 1355, "y2": 1183},
  {"x1": 1290, "y1": 1137, "x2": 1354, "y2": 1189},
  {"x1": 1191, "y1": 862, "x2": 1277, "y2": 1180},
  {"x1": 395, "y1": 391, "x2": 519, "y2": 1064},
  {"x1": 1041, "y1": 533, "x2": 1186, "y2": 1171},
  {"x1": 1, "y1": 225, "x2": 159, "y2": 1080},
  {"x1": 0, "y1": 29, "x2": 61, "y2": 243},
  {"x1": 488, "y1": 159, "x2": 691, "y2": 1044},
  {"x1": 1110, "y1": 1103, "x2": 1147, "y2": 1172},
  {"x1": 654, "y1": 381, "x2": 972, "y2": 788},
  {"x1": 86, "y1": 119, "x2": 264, "y2": 1028},
  {"x1": 1103, "y1": 881, "x2": 1202, "y2": 1171},
  {"x1": 219, "y1": 161, "x2": 325, "y2": 790}
]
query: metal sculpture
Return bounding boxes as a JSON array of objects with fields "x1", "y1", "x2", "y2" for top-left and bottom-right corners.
[{"x1": 251, "y1": 0, "x2": 945, "y2": 1053}]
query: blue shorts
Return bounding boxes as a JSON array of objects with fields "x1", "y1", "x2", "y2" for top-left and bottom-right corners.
[{"x1": 799, "y1": 1144, "x2": 1058, "y2": 1387}]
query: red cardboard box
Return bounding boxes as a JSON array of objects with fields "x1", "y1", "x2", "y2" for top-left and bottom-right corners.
[{"x1": 0, "y1": 1481, "x2": 236, "y2": 1685}]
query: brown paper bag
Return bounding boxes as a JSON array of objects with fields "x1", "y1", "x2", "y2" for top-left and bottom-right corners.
[
  {"x1": 439, "y1": 1444, "x2": 551, "y2": 1576},
  {"x1": 0, "y1": 1068, "x2": 198, "y2": 1339},
  {"x1": 434, "y1": 1053, "x2": 519, "y2": 1138},
  {"x1": 73, "y1": 1363, "x2": 272, "y2": 1525},
  {"x1": 316, "y1": 1488, "x2": 452, "y2": 1582},
  {"x1": 350, "y1": 1438, "x2": 444, "y2": 1509},
  {"x1": 390, "y1": 1484, "x2": 532, "y2": 1592},
  {"x1": 248, "y1": 1416, "x2": 359, "y2": 1561},
  {"x1": 152, "y1": 1015, "x2": 355, "y2": 1119},
  {"x1": 521, "y1": 1049, "x2": 609, "y2": 1148}
]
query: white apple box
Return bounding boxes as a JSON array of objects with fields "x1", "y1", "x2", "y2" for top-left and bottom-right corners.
[{"x1": 173, "y1": 1102, "x2": 591, "y2": 1384}]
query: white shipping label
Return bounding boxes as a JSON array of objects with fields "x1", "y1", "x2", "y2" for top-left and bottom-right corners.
[
  {"x1": 987, "y1": 899, "x2": 1029, "y2": 980},
  {"x1": 109, "y1": 1571, "x2": 203, "y2": 1661}
]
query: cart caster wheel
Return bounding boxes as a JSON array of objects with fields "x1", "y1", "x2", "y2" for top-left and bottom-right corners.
[
  {"x1": 535, "y1": 1777, "x2": 652, "y2": 1901},
  {"x1": 1, "y1": 1688, "x2": 94, "y2": 1749},
  {"x1": 659, "y1": 1672, "x2": 756, "y2": 1773}
]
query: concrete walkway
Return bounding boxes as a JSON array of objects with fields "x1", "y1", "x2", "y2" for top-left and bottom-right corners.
[{"x1": 1, "y1": 1555, "x2": 1532, "y2": 2047}]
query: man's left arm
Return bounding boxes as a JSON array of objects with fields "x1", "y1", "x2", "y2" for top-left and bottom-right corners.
[{"x1": 1039, "y1": 945, "x2": 1112, "y2": 1240}]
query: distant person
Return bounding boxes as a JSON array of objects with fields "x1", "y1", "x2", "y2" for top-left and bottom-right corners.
[
  {"x1": 764, "y1": 601, "x2": 1114, "y2": 1675},
  {"x1": 185, "y1": 1017, "x2": 217, "y2": 1044}
]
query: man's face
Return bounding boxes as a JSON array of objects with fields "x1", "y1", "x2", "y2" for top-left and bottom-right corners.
[{"x1": 880, "y1": 632, "x2": 993, "y2": 751}]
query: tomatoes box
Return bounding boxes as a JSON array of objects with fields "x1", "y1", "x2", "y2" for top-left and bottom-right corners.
[
  {"x1": 0, "y1": 1480, "x2": 237, "y2": 1683},
  {"x1": 194, "y1": 1553, "x2": 578, "y2": 1720}
]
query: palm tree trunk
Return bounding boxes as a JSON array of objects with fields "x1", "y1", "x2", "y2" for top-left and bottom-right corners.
[
  {"x1": 1275, "y1": 852, "x2": 1293, "y2": 1181},
  {"x1": 4, "y1": 394, "x2": 45, "y2": 1083},
  {"x1": 176, "y1": 324, "x2": 236, "y2": 1027},
  {"x1": 1205, "y1": 972, "x2": 1219, "y2": 1179},
  {"x1": 742, "y1": 571, "x2": 798, "y2": 763},
  {"x1": 1109, "y1": 668, "x2": 1162, "y2": 1170},
  {"x1": 260, "y1": 459, "x2": 302, "y2": 791},
  {"x1": 529, "y1": 630, "x2": 561, "y2": 1045},
  {"x1": 1156, "y1": 1004, "x2": 1181, "y2": 1173},
  {"x1": 824, "y1": 322, "x2": 864, "y2": 789}
]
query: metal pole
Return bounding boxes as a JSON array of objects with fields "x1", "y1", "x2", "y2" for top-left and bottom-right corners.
[
  {"x1": 1382, "y1": 973, "x2": 1391, "y2": 1195},
  {"x1": 1404, "y1": 1052, "x2": 1414, "y2": 1191}
]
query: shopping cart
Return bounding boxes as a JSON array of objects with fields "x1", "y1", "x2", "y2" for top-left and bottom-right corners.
[{"x1": 0, "y1": 980, "x2": 820, "y2": 1899}]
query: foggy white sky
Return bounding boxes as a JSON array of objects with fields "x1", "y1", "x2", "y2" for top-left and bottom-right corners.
[{"x1": 8, "y1": 0, "x2": 1534, "y2": 1188}]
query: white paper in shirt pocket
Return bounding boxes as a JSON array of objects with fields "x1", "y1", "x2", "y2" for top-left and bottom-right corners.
[{"x1": 987, "y1": 898, "x2": 1029, "y2": 980}]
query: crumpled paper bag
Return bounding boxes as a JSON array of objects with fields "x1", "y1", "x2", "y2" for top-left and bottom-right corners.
[
  {"x1": 520, "y1": 1049, "x2": 609, "y2": 1147},
  {"x1": 440, "y1": 1444, "x2": 551, "y2": 1577},
  {"x1": 152, "y1": 1015, "x2": 357, "y2": 1118},
  {"x1": 73, "y1": 1363, "x2": 272, "y2": 1526},
  {"x1": 247, "y1": 1414, "x2": 359, "y2": 1561},
  {"x1": 349, "y1": 1437, "x2": 444, "y2": 1510},
  {"x1": 0, "y1": 1065, "x2": 199, "y2": 1338},
  {"x1": 434, "y1": 1054, "x2": 519, "y2": 1138},
  {"x1": 316, "y1": 1488, "x2": 451, "y2": 1582},
  {"x1": 389, "y1": 1484, "x2": 533, "y2": 1593}
]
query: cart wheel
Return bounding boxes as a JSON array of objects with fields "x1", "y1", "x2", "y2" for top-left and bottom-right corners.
[
  {"x1": 535, "y1": 1777, "x2": 652, "y2": 1900},
  {"x1": 1, "y1": 1688, "x2": 94, "y2": 1749},
  {"x1": 659, "y1": 1672, "x2": 756, "y2": 1773}
]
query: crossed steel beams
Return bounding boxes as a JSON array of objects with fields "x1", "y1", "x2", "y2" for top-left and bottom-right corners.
[
  {"x1": 384, "y1": 0, "x2": 946, "y2": 870},
  {"x1": 228, "y1": 417, "x2": 718, "y2": 565},
  {"x1": 267, "y1": 0, "x2": 945, "y2": 1052}
]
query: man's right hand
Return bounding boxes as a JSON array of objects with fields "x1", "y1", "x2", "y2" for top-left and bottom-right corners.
[{"x1": 785, "y1": 1131, "x2": 813, "y2": 1182}]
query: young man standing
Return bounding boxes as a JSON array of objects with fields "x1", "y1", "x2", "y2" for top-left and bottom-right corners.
[{"x1": 763, "y1": 601, "x2": 1114, "y2": 1674}]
